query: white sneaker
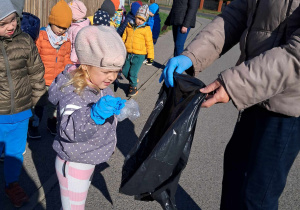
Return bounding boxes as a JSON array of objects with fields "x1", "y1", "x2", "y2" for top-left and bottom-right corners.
[{"x1": 143, "y1": 59, "x2": 147, "y2": 64}]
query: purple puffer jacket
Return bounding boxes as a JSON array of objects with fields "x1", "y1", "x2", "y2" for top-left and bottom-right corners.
[{"x1": 48, "y1": 66, "x2": 117, "y2": 165}]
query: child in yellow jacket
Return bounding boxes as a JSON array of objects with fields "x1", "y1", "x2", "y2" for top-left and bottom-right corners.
[{"x1": 122, "y1": 5, "x2": 154, "y2": 97}]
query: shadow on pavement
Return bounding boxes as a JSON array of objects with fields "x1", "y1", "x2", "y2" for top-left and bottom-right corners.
[
  {"x1": 0, "y1": 155, "x2": 39, "y2": 210},
  {"x1": 116, "y1": 118, "x2": 139, "y2": 157},
  {"x1": 176, "y1": 185, "x2": 202, "y2": 210}
]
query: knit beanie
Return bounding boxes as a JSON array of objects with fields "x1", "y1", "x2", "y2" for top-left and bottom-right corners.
[
  {"x1": 111, "y1": 0, "x2": 120, "y2": 11},
  {"x1": 10, "y1": 0, "x2": 25, "y2": 18},
  {"x1": 136, "y1": 5, "x2": 149, "y2": 22},
  {"x1": 75, "y1": 26, "x2": 126, "y2": 70},
  {"x1": 0, "y1": 0, "x2": 16, "y2": 21},
  {"x1": 49, "y1": 0, "x2": 72, "y2": 28},
  {"x1": 93, "y1": 10, "x2": 110, "y2": 26},
  {"x1": 100, "y1": 0, "x2": 115, "y2": 18},
  {"x1": 68, "y1": 0, "x2": 87, "y2": 21},
  {"x1": 130, "y1": 2, "x2": 140, "y2": 16},
  {"x1": 149, "y1": 3, "x2": 159, "y2": 15}
]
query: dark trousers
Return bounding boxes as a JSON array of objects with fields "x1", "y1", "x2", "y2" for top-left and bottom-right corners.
[
  {"x1": 221, "y1": 106, "x2": 300, "y2": 210},
  {"x1": 172, "y1": 25, "x2": 191, "y2": 57}
]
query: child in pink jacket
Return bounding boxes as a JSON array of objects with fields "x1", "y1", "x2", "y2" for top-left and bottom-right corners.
[{"x1": 68, "y1": 0, "x2": 90, "y2": 64}]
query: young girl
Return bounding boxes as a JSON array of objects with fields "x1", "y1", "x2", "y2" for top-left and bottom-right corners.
[
  {"x1": 48, "y1": 25, "x2": 126, "y2": 210},
  {"x1": 122, "y1": 5, "x2": 154, "y2": 96},
  {"x1": 0, "y1": 0, "x2": 46, "y2": 207},
  {"x1": 30, "y1": 0, "x2": 72, "y2": 138},
  {"x1": 68, "y1": 0, "x2": 90, "y2": 64}
]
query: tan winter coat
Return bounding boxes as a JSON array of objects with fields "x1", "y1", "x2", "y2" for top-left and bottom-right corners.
[
  {"x1": 0, "y1": 19, "x2": 46, "y2": 115},
  {"x1": 182, "y1": 0, "x2": 300, "y2": 117}
]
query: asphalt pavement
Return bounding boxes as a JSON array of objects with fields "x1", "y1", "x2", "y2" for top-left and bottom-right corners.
[{"x1": 0, "y1": 16, "x2": 299, "y2": 210}]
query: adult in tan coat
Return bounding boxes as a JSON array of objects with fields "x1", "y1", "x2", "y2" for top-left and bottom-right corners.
[{"x1": 160, "y1": 0, "x2": 300, "y2": 209}]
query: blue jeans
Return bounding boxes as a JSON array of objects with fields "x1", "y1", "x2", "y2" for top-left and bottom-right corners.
[
  {"x1": 0, "y1": 118, "x2": 29, "y2": 185},
  {"x1": 172, "y1": 25, "x2": 191, "y2": 56},
  {"x1": 221, "y1": 106, "x2": 300, "y2": 210}
]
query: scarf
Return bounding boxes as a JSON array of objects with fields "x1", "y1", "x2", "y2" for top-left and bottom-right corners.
[{"x1": 46, "y1": 25, "x2": 69, "y2": 49}]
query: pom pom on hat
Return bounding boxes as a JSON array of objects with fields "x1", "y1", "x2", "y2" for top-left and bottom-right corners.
[
  {"x1": 75, "y1": 26, "x2": 126, "y2": 70},
  {"x1": 68, "y1": 0, "x2": 87, "y2": 21},
  {"x1": 49, "y1": 0, "x2": 72, "y2": 28}
]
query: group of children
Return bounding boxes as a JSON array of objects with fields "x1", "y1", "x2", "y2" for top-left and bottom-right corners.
[{"x1": 0, "y1": 0, "x2": 161, "y2": 209}]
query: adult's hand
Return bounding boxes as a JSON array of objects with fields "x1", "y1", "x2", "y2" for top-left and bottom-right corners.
[
  {"x1": 161, "y1": 24, "x2": 168, "y2": 31},
  {"x1": 200, "y1": 79, "x2": 230, "y2": 108},
  {"x1": 181, "y1": 26, "x2": 188, "y2": 34},
  {"x1": 159, "y1": 55, "x2": 193, "y2": 87}
]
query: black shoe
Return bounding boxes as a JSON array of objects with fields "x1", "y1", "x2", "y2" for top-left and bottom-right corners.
[
  {"x1": 47, "y1": 118, "x2": 57, "y2": 136},
  {"x1": 128, "y1": 86, "x2": 138, "y2": 97},
  {"x1": 28, "y1": 124, "x2": 41, "y2": 139}
]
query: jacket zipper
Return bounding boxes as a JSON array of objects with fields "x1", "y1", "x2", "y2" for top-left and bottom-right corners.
[{"x1": 0, "y1": 40, "x2": 15, "y2": 114}]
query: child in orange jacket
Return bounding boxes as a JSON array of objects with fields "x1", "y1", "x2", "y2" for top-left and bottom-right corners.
[{"x1": 29, "y1": 0, "x2": 73, "y2": 138}]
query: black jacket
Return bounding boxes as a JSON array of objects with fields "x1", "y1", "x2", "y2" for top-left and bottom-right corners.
[{"x1": 165, "y1": 0, "x2": 200, "y2": 28}]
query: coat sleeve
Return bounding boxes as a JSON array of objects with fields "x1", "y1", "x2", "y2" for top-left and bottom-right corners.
[
  {"x1": 64, "y1": 41, "x2": 72, "y2": 67},
  {"x1": 182, "y1": 0, "x2": 248, "y2": 74},
  {"x1": 145, "y1": 27, "x2": 154, "y2": 59},
  {"x1": 117, "y1": 15, "x2": 130, "y2": 36},
  {"x1": 182, "y1": 0, "x2": 200, "y2": 28},
  {"x1": 152, "y1": 15, "x2": 161, "y2": 40},
  {"x1": 26, "y1": 36, "x2": 46, "y2": 106},
  {"x1": 220, "y1": 26, "x2": 300, "y2": 111},
  {"x1": 35, "y1": 31, "x2": 42, "y2": 54},
  {"x1": 59, "y1": 105, "x2": 100, "y2": 143},
  {"x1": 122, "y1": 26, "x2": 128, "y2": 43}
]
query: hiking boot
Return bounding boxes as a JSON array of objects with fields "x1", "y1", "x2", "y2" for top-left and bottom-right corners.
[
  {"x1": 5, "y1": 182, "x2": 29, "y2": 207},
  {"x1": 28, "y1": 124, "x2": 41, "y2": 139},
  {"x1": 47, "y1": 118, "x2": 57, "y2": 136},
  {"x1": 128, "y1": 86, "x2": 138, "y2": 97}
]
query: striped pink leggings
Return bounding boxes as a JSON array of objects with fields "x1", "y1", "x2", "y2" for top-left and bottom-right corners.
[{"x1": 55, "y1": 156, "x2": 95, "y2": 210}]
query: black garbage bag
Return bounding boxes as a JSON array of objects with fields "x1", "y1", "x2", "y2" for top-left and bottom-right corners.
[{"x1": 119, "y1": 73, "x2": 206, "y2": 209}]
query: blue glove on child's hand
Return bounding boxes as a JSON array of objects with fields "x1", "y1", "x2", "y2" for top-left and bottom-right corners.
[
  {"x1": 91, "y1": 95, "x2": 126, "y2": 125},
  {"x1": 159, "y1": 55, "x2": 193, "y2": 87}
]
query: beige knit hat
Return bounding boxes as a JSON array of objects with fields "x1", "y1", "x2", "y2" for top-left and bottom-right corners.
[{"x1": 75, "y1": 26, "x2": 126, "y2": 70}]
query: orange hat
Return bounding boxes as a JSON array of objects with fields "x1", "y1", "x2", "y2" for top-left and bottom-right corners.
[
  {"x1": 49, "y1": 0, "x2": 72, "y2": 28},
  {"x1": 111, "y1": 0, "x2": 120, "y2": 11}
]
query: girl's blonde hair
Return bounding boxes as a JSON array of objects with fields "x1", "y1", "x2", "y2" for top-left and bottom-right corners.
[{"x1": 61, "y1": 65, "x2": 100, "y2": 95}]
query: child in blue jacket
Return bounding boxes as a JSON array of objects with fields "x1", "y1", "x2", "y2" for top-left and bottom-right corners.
[
  {"x1": 143, "y1": 3, "x2": 160, "y2": 65},
  {"x1": 146, "y1": 3, "x2": 161, "y2": 45}
]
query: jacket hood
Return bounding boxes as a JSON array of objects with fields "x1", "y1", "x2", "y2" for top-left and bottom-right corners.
[
  {"x1": 149, "y1": 3, "x2": 159, "y2": 14},
  {"x1": 21, "y1": 12, "x2": 40, "y2": 41},
  {"x1": 131, "y1": 2, "x2": 141, "y2": 16}
]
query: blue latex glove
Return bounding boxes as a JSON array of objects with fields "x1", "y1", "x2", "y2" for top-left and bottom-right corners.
[
  {"x1": 91, "y1": 95, "x2": 126, "y2": 125},
  {"x1": 159, "y1": 55, "x2": 193, "y2": 87}
]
